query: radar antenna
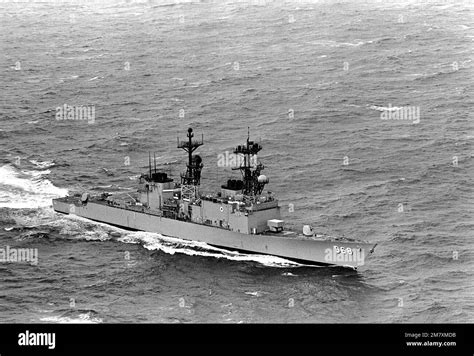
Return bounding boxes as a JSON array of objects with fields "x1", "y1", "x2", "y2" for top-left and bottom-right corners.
[
  {"x1": 177, "y1": 128, "x2": 204, "y2": 200},
  {"x1": 232, "y1": 127, "x2": 268, "y2": 197}
]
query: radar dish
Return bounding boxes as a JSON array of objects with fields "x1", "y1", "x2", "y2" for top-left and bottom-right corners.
[{"x1": 257, "y1": 175, "x2": 269, "y2": 183}]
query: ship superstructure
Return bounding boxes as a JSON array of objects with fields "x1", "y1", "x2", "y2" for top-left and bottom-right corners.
[{"x1": 138, "y1": 128, "x2": 281, "y2": 235}]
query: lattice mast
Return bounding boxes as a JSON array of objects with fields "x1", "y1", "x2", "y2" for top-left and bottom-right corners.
[
  {"x1": 232, "y1": 128, "x2": 267, "y2": 197},
  {"x1": 177, "y1": 128, "x2": 204, "y2": 199}
]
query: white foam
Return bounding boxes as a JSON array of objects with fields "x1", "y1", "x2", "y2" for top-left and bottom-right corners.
[
  {"x1": 305, "y1": 39, "x2": 372, "y2": 48},
  {"x1": 369, "y1": 105, "x2": 403, "y2": 112},
  {"x1": 245, "y1": 291, "x2": 262, "y2": 297},
  {"x1": 43, "y1": 214, "x2": 114, "y2": 241},
  {"x1": 118, "y1": 231, "x2": 306, "y2": 268},
  {"x1": 0, "y1": 164, "x2": 68, "y2": 209},
  {"x1": 40, "y1": 313, "x2": 102, "y2": 324},
  {"x1": 29, "y1": 159, "x2": 55, "y2": 169}
]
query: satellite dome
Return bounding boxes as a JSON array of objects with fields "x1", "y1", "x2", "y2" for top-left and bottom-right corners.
[
  {"x1": 302, "y1": 225, "x2": 314, "y2": 237},
  {"x1": 257, "y1": 175, "x2": 269, "y2": 183},
  {"x1": 81, "y1": 193, "x2": 89, "y2": 203}
]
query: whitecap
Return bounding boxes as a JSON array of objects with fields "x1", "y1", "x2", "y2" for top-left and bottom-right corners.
[
  {"x1": 29, "y1": 159, "x2": 55, "y2": 169},
  {"x1": 245, "y1": 291, "x2": 262, "y2": 297},
  {"x1": 369, "y1": 105, "x2": 403, "y2": 112}
]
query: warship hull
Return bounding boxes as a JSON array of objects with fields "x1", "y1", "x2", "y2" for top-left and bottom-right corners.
[{"x1": 52, "y1": 197, "x2": 375, "y2": 269}]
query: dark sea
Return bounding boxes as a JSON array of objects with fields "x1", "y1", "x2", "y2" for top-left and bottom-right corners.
[{"x1": 0, "y1": 0, "x2": 473, "y2": 324}]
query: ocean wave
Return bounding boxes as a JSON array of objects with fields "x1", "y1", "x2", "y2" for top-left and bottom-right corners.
[
  {"x1": 29, "y1": 159, "x2": 55, "y2": 169},
  {"x1": 369, "y1": 105, "x2": 404, "y2": 112},
  {"x1": 304, "y1": 39, "x2": 372, "y2": 48},
  {"x1": 413, "y1": 70, "x2": 457, "y2": 82},
  {"x1": 371, "y1": 36, "x2": 399, "y2": 44},
  {"x1": 58, "y1": 74, "x2": 79, "y2": 83},
  {"x1": 0, "y1": 164, "x2": 67, "y2": 209},
  {"x1": 44, "y1": 214, "x2": 115, "y2": 242}
]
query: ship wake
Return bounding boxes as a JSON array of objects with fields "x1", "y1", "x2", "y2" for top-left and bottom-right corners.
[
  {"x1": 118, "y1": 232, "x2": 311, "y2": 268},
  {"x1": 0, "y1": 163, "x2": 67, "y2": 209}
]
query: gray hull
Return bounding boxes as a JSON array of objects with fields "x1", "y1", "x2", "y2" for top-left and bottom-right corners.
[{"x1": 53, "y1": 198, "x2": 375, "y2": 269}]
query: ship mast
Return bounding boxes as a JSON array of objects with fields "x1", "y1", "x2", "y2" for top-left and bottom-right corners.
[
  {"x1": 232, "y1": 127, "x2": 267, "y2": 198},
  {"x1": 177, "y1": 128, "x2": 204, "y2": 200}
]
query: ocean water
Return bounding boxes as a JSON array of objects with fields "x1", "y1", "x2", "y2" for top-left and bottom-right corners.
[{"x1": 0, "y1": 0, "x2": 473, "y2": 323}]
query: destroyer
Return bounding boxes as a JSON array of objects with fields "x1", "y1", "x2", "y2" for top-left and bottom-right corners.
[{"x1": 53, "y1": 128, "x2": 376, "y2": 268}]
